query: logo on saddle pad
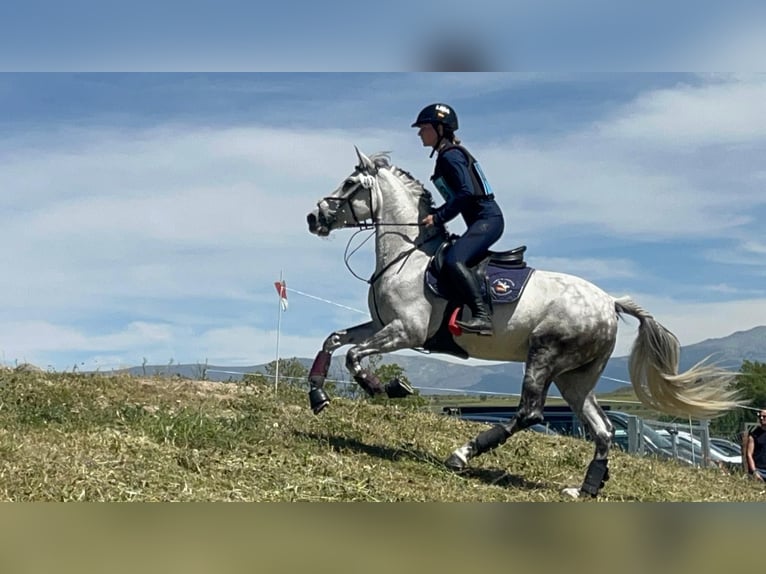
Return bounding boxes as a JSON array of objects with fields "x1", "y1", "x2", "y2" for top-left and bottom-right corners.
[{"x1": 491, "y1": 278, "x2": 514, "y2": 295}]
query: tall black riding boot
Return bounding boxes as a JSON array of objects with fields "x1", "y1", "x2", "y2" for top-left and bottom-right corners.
[{"x1": 451, "y1": 262, "x2": 493, "y2": 336}]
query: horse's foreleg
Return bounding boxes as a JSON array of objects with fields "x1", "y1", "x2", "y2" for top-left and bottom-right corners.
[
  {"x1": 445, "y1": 344, "x2": 555, "y2": 471},
  {"x1": 344, "y1": 319, "x2": 420, "y2": 399},
  {"x1": 308, "y1": 322, "x2": 378, "y2": 414}
]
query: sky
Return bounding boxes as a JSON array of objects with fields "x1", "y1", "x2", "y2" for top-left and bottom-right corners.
[
  {"x1": 1, "y1": 73, "x2": 765, "y2": 373},
  {"x1": 2, "y1": 1, "x2": 765, "y2": 71}
]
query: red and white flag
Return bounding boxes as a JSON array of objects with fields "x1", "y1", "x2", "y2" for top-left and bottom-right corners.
[{"x1": 274, "y1": 280, "x2": 288, "y2": 311}]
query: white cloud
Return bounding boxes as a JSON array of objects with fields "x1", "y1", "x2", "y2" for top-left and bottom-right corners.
[
  {"x1": 0, "y1": 320, "x2": 180, "y2": 367},
  {"x1": 704, "y1": 240, "x2": 766, "y2": 270},
  {"x1": 702, "y1": 284, "x2": 765, "y2": 296},
  {"x1": 531, "y1": 257, "x2": 638, "y2": 280},
  {"x1": 594, "y1": 76, "x2": 766, "y2": 146},
  {"x1": 480, "y1": 143, "x2": 752, "y2": 242},
  {"x1": 476, "y1": 76, "x2": 766, "y2": 244}
]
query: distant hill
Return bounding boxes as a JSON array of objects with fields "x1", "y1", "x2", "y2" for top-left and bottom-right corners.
[{"x1": 118, "y1": 326, "x2": 766, "y2": 398}]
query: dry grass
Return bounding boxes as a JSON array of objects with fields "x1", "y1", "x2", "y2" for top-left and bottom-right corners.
[{"x1": 0, "y1": 369, "x2": 763, "y2": 501}]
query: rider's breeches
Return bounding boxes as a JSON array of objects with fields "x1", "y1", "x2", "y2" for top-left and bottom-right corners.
[{"x1": 445, "y1": 215, "x2": 504, "y2": 269}]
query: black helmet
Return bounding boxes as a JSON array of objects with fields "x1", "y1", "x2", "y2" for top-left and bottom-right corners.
[{"x1": 411, "y1": 103, "x2": 459, "y2": 131}]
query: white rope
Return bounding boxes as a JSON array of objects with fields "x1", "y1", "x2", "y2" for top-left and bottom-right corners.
[{"x1": 284, "y1": 287, "x2": 368, "y2": 315}]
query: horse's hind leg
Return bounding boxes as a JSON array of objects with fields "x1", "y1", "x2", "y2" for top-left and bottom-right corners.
[
  {"x1": 556, "y1": 367, "x2": 614, "y2": 498},
  {"x1": 308, "y1": 321, "x2": 378, "y2": 414},
  {"x1": 445, "y1": 345, "x2": 557, "y2": 470}
]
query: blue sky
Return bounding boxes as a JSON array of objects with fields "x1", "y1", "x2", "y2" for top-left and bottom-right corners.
[
  {"x1": 1, "y1": 73, "x2": 765, "y2": 371},
  {"x1": 2, "y1": 2, "x2": 765, "y2": 71}
]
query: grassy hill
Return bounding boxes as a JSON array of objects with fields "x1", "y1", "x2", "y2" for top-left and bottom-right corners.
[{"x1": 2, "y1": 368, "x2": 764, "y2": 501}]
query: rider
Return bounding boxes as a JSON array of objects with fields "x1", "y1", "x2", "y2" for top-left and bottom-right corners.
[{"x1": 413, "y1": 103, "x2": 505, "y2": 336}]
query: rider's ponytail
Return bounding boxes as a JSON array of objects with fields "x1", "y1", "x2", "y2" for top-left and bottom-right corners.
[{"x1": 443, "y1": 127, "x2": 459, "y2": 144}]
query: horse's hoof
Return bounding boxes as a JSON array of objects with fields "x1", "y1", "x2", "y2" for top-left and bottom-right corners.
[
  {"x1": 385, "y1": 378, "x2": 414, "y2": 399},
  {"x1": 444, "y1": 452, "x2": 467, "y2": 472},
  {"x1": 309, "y1": 387, "x2": 330, "y2": 415},
  {"x1": 561, "y1": 487, "x2": 580, "y2": 499}
]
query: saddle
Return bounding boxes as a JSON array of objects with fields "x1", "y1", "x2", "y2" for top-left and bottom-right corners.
[
  {"x1": 425, "y1": 238, "x2": 534, "y2": 306},
  {"x1": 420, "y1": 238, "x2": 534, "y2": 355}
]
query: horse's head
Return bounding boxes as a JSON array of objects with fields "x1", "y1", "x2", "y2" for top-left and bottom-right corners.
[{"x1": 307, "y1": 147, "x2": 380, "y2": 237}]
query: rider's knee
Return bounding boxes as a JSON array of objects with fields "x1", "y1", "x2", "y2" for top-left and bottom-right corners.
[{"x1": 444, "y1": 249, "x2": 460, "y2": 268}]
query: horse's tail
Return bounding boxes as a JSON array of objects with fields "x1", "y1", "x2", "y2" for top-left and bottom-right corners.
[{"x1": 614, "y1": 296, "x2": 744, "y2": 419}]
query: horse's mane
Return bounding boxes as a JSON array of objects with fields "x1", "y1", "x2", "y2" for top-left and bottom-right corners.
[{"x1": 368, "y1": 152, "x2": 435, "y2": 210}]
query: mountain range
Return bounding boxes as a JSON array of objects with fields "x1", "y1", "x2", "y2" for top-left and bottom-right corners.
[{"x1": 120, "y1": 326, "x2": 766, "y2": 398}]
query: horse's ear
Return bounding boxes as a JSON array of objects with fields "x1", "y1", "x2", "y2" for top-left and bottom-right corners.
[{"x1": 354, "y1": 146, "x2": 376, "y2": 173}]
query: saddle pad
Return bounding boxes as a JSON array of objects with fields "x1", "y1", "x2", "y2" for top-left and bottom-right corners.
[
  {"x1": 426, "y1": 264, "x2": 535, "y2": 305},
  {"x1": 485, "y1": 265, "x2": 535, "y2": 304}
]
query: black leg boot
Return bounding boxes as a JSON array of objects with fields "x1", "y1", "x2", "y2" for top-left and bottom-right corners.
[{"x1": 451, "y1": 262, "x2": 493, "y2": 336}]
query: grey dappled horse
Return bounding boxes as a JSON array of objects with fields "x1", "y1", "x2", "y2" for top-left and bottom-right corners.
[{"x1": 305, "y1": 148, "x2": 742, "y2": 498}]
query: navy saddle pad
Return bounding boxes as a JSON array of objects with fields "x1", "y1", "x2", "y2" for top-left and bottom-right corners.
[{"x1": 426, "y1": 263, "x2": 535, "y2": 305}]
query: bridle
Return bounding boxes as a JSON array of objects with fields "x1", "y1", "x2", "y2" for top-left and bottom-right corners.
[
  {"x1": 315, "y1": 162, "x2": 447, "y2": 326},
  {"x1": 316, "y1": 166, "x2": 443, "y2": 284},
  {"x1": 318, "y1": 171, "x2": 378, "y2": 230},
  {"x1": 318, "y1": 168, "x2": 424, "y2": 231}
]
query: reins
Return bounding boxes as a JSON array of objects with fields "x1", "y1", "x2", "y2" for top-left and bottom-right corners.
[
  {"x1": 343, "y1": 222, "x2": 439, "y2": 284},
  {"x1": 325, "y1": 163, "x2": 444, "y2": 286}
]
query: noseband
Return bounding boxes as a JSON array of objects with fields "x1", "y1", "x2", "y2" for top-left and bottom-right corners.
[
  {"x1": 318, "y1": 172, "x2": 377, "y2": 230},
  {"x1": 319, "y1": 170, "x2": 425, "y2": 232}
]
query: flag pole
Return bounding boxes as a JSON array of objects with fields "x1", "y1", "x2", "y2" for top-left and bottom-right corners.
[{"x1": 275, "y1": 270, "x2": 283, "y2": 392}]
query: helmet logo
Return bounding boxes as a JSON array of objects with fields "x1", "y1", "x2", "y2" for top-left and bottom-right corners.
[{"x1": 435, "y1": 104, "x2": 451, "y2": 116}]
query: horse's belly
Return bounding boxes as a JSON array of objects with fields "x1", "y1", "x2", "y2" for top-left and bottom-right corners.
[{"x1": 455, "y1": 328, "x2": 532, "y2": 362}]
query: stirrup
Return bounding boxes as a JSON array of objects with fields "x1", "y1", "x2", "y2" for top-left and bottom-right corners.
[{"x1": 456, "y1": 317, "x2": 493, "y2": 336}]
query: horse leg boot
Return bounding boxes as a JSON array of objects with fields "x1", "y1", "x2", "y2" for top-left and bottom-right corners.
[
  {"x1": 445, "y1": 409, "x2": 545, "y2": 470},
  {"x1": 451, "y1": 262, "x2": 493, "y2": 336},
  {"x1": 580, "y1": 459, "x2": 610, "y2": 497},
  {"x1": 445, "y1": 423, "x2": 511, "y2": 470},
  {"x1": 446, "y1": 357, "x2": 552, "y2": 471},
  {"x1": 308, "y1": 350, "x2": 332, "y2": 414}
]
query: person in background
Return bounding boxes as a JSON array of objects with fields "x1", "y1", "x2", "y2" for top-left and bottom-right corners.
[
  {"x1": 745, "y1": 409, "x2": 766, "y2": 481},
  {"x1": 412, "y1": 103, "x2": 505, "y2": 336}
]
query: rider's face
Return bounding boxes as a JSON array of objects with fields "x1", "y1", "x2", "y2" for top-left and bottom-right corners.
[{"x1": 416, "y1": 123, "x2": 439, "y2": 148}]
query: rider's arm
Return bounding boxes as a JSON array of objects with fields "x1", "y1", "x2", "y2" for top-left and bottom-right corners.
[{"x1": 746, "y1": 433, "x2": 758, "y2": 475}]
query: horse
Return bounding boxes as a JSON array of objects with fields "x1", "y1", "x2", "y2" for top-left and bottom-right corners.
[{"x1": 305, "y1": 147, "x2": 743, "y2": 498}]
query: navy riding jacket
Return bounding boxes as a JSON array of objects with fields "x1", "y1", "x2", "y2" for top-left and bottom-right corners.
[{"x1": 431, "y1": 145, "x2": 503, "y2": 227}]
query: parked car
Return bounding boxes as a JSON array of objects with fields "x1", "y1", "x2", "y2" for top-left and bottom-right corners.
[
  {"x1": 604, "y1": 411, "x2": 682, "y2": 462},
  {"x1": 656, "y1": 429, "x2": 741, "y2": 468},
  {"x1": 442, "y1": 405, "x2": 581, "y2": 436},
  {"x1": 528, "y1": 423, "x2": 559, "y2": 435},
  {"x1": 709, "y1": 437, "x2": 742, "y2": 458}
]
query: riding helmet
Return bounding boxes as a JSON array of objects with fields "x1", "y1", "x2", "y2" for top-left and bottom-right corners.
[{"x1": 411, "y1": 103, "x2": 459, "y2": 131}]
